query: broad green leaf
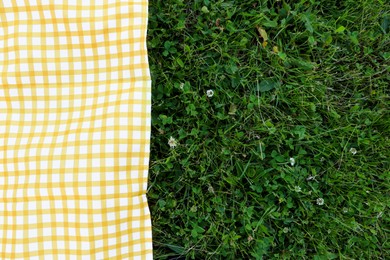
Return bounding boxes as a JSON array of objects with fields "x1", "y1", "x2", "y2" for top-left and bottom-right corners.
[
  {"x1": 164, "y1": 41, "x2": 172, "y2": 49},
  {"x1": 201, "y1": 6, "x2": 209, "y2": 13},
  {"x1": 263, "y1": 20, "x2": 277, "y2": 28},
  {"x1": 302, "y1": 13, "x2": 314, "y2": 33},
  {"x1": 259, "y1": 79, "x2": 280, "y2": 92},
  {"x1": 275, "y1": 155, "x2": 285, "y2": 163},
  {"x1": 308, "y1": 36, "x2": 316, "y2": 46},
  {"x1": 195, "y1": 225, "x2": 205, "y2": 233},
  {"x1": 167, "y1": 244, "x2": 185, "y2": 254},
  {"x1": 292, "y1": 125, "x2": 306, "y2": 139},
  {"x1": 176, "y1": 57, "x2": 184, "y2": 68},
  {"x1": 323, "y1": 33, "x2": 333, "y2": 46},
  {"x1": 226, "y1": 21, "x2": 236, "y2": 32},
  {"x1": 350, "y1": 31, "x2": 359, "y2": 45},
  {"x1": 290, "y1": 58, "x2": 315, "y2": 70},
  {"x1": 278, "y1": 52, "x2": 287, "y2": 60},
  {"x1": 335, "y1": 26, "x2": 346, "y2": 33}
]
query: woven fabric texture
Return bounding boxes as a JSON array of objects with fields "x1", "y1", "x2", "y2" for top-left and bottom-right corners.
[{"x1": 0, "y1": 1, "x2": 152, "y2": 259}]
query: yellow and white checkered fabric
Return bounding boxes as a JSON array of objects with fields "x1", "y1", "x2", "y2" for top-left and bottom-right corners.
[{"x1": 0, "y1": 1, "x2": 152, "y2": 259}]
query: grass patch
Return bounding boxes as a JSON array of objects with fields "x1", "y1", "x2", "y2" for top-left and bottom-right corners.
[{"x1": 147, "y1": 0, "x2": 390, "y2": 259}]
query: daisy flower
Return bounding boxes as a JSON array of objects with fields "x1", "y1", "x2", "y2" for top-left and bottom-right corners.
[
  {"x1": 316, "y1": 198, "x2": 325, "y2": 206},
  {"x1": 168, "y1": 136, "x2": 178, "y2": 148},
  {"x1": 206, "y1": 89, "x2": 214, "y2": 97}
]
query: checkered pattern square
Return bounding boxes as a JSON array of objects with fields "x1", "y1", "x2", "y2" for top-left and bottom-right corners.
[{"x1": 0, "y1": 1, "x2": 152, "y2": 259}]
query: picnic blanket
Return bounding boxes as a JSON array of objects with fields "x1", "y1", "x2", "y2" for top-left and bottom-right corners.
[{"x1": 0, "y1": 1, "x2": 152, "y2": 259}]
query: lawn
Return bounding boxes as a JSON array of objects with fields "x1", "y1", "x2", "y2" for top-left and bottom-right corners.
[{"x1": 146, "y1": 0, "x2": 389, "y2": 259}]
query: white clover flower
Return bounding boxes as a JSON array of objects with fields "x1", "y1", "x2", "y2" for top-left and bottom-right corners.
[
  {"x1": 168, "y1": 136, "x2": 178, "y2": 148},
  {"x1": 316, "y1": 198, "x2": 325, "y2": 206},
  {"x1": 283, "y1": 227, "x2": 289, "y2": 233},
  {"x1": 294, "y1": 186, "x2": 302, "y2": 192},
  {"x1": 179, "y1": 83, "x2": 184, "y2": 90},
  {"x1": 342, "y1": 207, "x2": 348, "y2": 213},
  {"x1": 289, "y1": 157, "x2": 295, "y2": 166},
  {"x1": 349, "y1": 148, "x2": 357, "y2": 155},
  {"x1": 206, "y1": 89, "x2": 214, "y2": 97}
]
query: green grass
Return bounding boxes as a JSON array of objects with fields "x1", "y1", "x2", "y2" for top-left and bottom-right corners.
[{"x1": 147, "y1": 0, "x2": 390, "y2": 259}]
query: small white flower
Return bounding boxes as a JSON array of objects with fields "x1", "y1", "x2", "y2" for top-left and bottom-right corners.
[
  {"x1": 294, "y1": 186, "x2": 302, "y2": 192},
  {"x1": 342, "y1": 207, "x2": 348, "y2": 213},
  {"x1": 289, "y1": 157, "x2": 295, "y2": 166},
  {"x1": 283, "y1": 227, "x2": 289, "y2": 233},
  {"x1": 168, "y1": 136, "x2": 178, "y2": 148},
  {"x1": 316, "y1": 198, "x2": 325, "y2": 206},
  {"x1": 179, "y1": 83, "x2": 184, "y2": 90},
  {"x1": 349, "y1": 148, "x2": 357, "y2": 155},
  {"x1": 206, "y1": 89, "x2": 214, "y2": 97}
]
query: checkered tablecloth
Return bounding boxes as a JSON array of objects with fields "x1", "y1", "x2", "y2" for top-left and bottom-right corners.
[{"x1": 0, "y1": 1, "x2": 152, "y2": 259}]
